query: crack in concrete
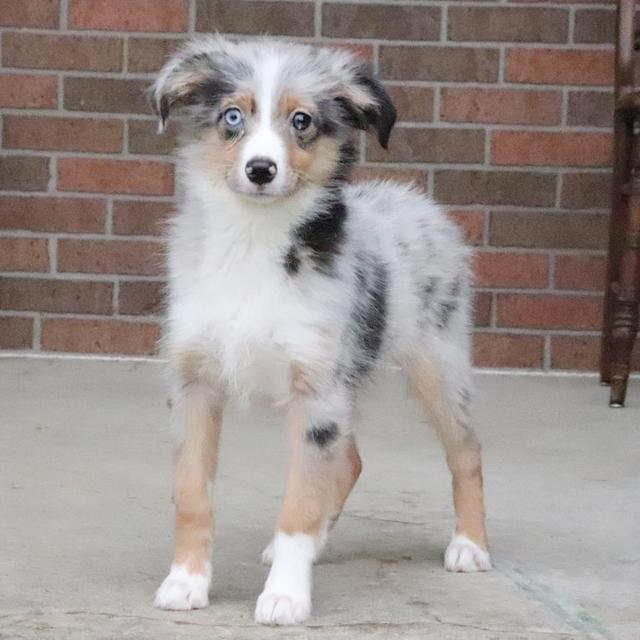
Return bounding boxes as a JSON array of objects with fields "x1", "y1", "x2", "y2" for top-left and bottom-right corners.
[
  {"x1": 0, "y1": 606, "x2": 592, "y2": 639},
  {"x1": 6, "y1": 611, "x2": 588, "y2": 637},
  {"x1": 344, "y1": 513, "x2": 429, "y2": 526},
  {"x1": 494, "y1": 561, "x2": 612, "y2": 640}
]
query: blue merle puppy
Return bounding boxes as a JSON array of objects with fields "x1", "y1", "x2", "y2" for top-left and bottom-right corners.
[{"x1": 151, "y1": 35, "x2": 490, "y2": 626}]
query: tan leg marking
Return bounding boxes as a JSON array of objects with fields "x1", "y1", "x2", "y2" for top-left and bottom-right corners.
[
  {"x1": 406, "y1": 354, "x2": 488, "y2": 549},
  {"x1": 276, "y1": 400, "x2": 360, "y2": 537},
  {"x1": 277, "y1": 400, "x2": 328, "y2": 536},
  {"x1": 329, "y1": 436, "x2": 362, "y2": 525},
  {"x1": 171, "y1": 351, "x2": 225, "y2": 574}
]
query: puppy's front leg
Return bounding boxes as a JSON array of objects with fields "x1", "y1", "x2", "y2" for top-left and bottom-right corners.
[
  {"x1": 155, "y1": 354, "x2": 225, "y2": 610},
  {"x1": 255, "y1": 395, "x2": 352, "y2": 626}
]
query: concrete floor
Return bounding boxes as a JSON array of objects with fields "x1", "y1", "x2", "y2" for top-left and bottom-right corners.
[{"x1": 0, "y1": 358, "x2": 639, "y2": 640}]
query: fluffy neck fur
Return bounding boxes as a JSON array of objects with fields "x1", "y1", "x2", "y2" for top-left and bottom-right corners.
[{"x1": 179, "y1": 139, "x2": 355, "y2": 259}]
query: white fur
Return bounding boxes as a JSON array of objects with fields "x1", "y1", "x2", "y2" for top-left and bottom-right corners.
[
  {"x1": 255, "y1": 532, "x2": 315, "y2": 625},
  {"x1": 445, "y1": 534, "x2": 492, "y2": 573},
  {"x1": 154, "y1": 562, "x2": 212, "y2": 610},
  {"x1": 261, "y1": 520, "x2": 329, "y2": 566},
  {"x1": 167, "y1": 174, "x2": 469, "y2": 406},
  {"x1": 155, "y1": 36, "x2": 486, "y2": 626},
  {"x1": 235, "y1": 54, "x2": 290, "y2": 197}
]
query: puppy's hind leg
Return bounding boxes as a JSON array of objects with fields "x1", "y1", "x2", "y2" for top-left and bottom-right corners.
[{"x1": 406, "y1": 343, "x2": 491, "y2": 573}]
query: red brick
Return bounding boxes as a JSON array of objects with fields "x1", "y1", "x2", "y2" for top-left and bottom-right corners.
[
  {"x1": 554, "y1": 255, "x2": 606, "y2": 291},
  {"x1": 57, "y1": 159, "x2": 174, "y2": 196},
  {"x1": 128, "y1": 37, "x2": 184, "y2": 73},
  {"x1": 441, "y1": 88, "x2": 561, "y2": 125},
  {"x1": 0, "y1": 317, "x2": 33, "y2": 349},
  {"x1": 379, "y1": 46, "x2": 499, "y2": 82},
  {"x1": 196, "y1": 0, "x2": 314, "y2": 36},
  {"x1": 505, "y1": 49, "x2": 614, "y2": 86},
  {"x1": 64, "y1": 77, "x2": 149, "y2": 115},
  {"x1": 550, "y1": 336, "x2": 640, "y2": 371},
  {"x1": 0, "y1": 197, "x2": 106, "y2": 234},
  {"x1": 474, "y1": 252, "x2": 548, "y2": 288},
  {"x1": 69, "y1": 0, "x2": 187, "y2": 32},
  {"x1": 473, "y1": 292, "x2": 492, "y2": 328},
  {"x1": 492, "y1": 131, "x2": 611, "y2": 168},
  {"x1": 0, "y1": 74, "x2": 57, "y2": 109},
  {"x1": 2, "y1": 33, "x2": 123, "y2": 72},
  {"x1": 367, "y1": 127, "x2": 485, "y2": 164},
  {"x1": 448, "y1": 7, "x2": 568, "y2": 43},
  {"x1": 41, "y1": 318, "x2": 160, "y2": 355},
  {"x1": 490, "y1": 211, "x2": 609, "y2": 250},
  {"x1": 434, "y1": 170, "x2": 556, "y2": 207},
  {"x1": 128, "y1": 119, "x2": 178, "y2": 156},
  {"x1": 385, "y1": 86, "x2": 434, "y2": 123},
  {"x1": 0, "y1": 157, "x2": 50, "y2": 192},
  {"x1": 473, "y1": 333, "x2": 544, "y2": 368},
  {"x1": 447, "y1": 210, "x2": 485, "y2": 246},
  {"x1": 574, "y1": 9, "x2": 615, "y2": 44},
  {"x1": 57, "y1": 239, "x2": 163, "y2": 276},
  {"x1": 0, "y1": 0, "x2": 59, "y2": 27},
  {"x1": 550, "y1": 336, "x2": 599, "y2": 371},
  {"x1": 322, "y1": 3, "x2": 440, "y2": 41},
  {"x1": 567, "y1": 91, "x2": 614, "y2": 128},
  {"x1": 3, "y1": 116, "x2": 123, "y2": 153},
  {"x1": 0, "y1": 278, "x2": 112, "y2": 314},
  {"x1": 0, "y1": 237, "x2": 49, "y2": 272},
  {"x1": 496, "y1": 294, "x2": 603, "y2": 330},
  {"x1": 119, "y1": 280, "x2": 165, "y2": 315},
  {"x1": 561, "y1": 173, "x2": 611, "y2": 210},
  {"x1": 112, "y1": 200, "x2": 174, "y2": 236}
]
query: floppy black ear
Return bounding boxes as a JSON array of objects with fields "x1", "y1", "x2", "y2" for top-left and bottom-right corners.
[
  {"x1": 336, "y1": 65, "x2": 396, "y2": 149},
  {"x1": 150, "y1": 36, "x2": 232, "y2": 133}
]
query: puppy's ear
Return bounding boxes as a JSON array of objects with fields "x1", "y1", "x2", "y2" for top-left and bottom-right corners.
[
  {"x1": 150, "y1": 36, "x2": 232, "y2": 133},
  {"x1": 336, "y1": 64, "x2": 396, "y2": 149}
]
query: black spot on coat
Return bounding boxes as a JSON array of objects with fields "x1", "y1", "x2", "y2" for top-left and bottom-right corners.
[
  {"x1": 283, "y1": 246, "x2": 300, "y2": 276},
  {"x1": 349, "y1": 256, "x2": 388, "y2": 382},
  {"x1": 437, "y1": 277, "x2": 461, "y2": 329},
  {"x1": 293, "y1": 195, "x2": 347, "y2": 275},
  {"x1": 306, "y1": 421, "x2": 339, "y2": 447}
]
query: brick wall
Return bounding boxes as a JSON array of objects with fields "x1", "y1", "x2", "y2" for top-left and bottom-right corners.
[{"x1": 0, "y1": 0, "x2": 637, "y2": 370}]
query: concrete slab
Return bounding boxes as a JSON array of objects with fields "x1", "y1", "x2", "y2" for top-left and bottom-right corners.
[{"x1": 0, "y1": 358, "x2": 638, "y2": 639}]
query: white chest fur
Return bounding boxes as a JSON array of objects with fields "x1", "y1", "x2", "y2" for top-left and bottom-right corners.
[{"x1": 168, "y1": 215, "x2": 343, "y2": 402}]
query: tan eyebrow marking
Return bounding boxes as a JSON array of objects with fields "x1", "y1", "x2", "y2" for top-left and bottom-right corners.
[{"x1": 220, "y1": 92, "x2": 256, "y2": 116}]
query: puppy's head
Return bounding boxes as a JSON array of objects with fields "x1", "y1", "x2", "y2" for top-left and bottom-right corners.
[{"x1": 151, "y1": 36, "x2": 396, "y2": 201}]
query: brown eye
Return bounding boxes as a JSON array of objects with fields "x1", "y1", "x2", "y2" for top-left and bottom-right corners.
[{"x1": 292, "y1": 111, "x2": 312, "y2": 132}]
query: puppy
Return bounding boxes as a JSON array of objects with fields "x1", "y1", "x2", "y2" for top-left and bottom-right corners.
[{"x1": 151, "y1": 35, "x2": 490, "y2": 626}]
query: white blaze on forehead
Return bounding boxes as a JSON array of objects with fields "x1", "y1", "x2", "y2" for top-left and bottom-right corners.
[{"x1": 238, "y1": 52, "x2": 288, "y2": 188}]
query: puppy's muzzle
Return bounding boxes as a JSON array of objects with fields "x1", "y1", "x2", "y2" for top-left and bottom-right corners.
[{"x1": 245, "y1": 157, "x2": 277, "y2": 185}]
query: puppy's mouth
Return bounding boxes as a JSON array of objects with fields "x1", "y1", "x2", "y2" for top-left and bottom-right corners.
[{"x1": 228, "y1": 177, "x2": 298, "y2": 202}]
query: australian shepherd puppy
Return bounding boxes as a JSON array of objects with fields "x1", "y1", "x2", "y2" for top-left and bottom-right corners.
[{"x1": 151, "y1": 35, "x2": 490, "y2": 626}]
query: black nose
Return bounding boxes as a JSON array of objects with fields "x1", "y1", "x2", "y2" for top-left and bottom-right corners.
[{"x1": 245, "y1": 157, "x2": 277, "y2": 185}]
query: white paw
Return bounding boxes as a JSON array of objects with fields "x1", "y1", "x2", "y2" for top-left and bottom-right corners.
[
  {"x1": 261, "y1": 539, "x2": 275, "y2": 565},
  {"x1": 154, "y1": 563, "x2": 211, "y2": 610},
  {"x1": 261, "y1": 529, "x2": 326, "y2": 566},
  {"x1": 445, "y1": 534, "x2": 492, "y2": 573},
  {"x1": 255, "y1": 590, "x2": 311, "y2": 626}
]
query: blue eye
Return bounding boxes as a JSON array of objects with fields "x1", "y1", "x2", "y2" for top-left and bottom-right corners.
[{"x1": 223, "y1": 107, "x2": 243, "y2": 127}]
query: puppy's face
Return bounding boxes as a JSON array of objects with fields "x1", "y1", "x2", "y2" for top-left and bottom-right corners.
[
  {"x1": 199, "y1": 88, "x2": 344, "y2": 200},
  {"x1": 152, "y1": 37, "x2": 396, "y2": 202}
]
